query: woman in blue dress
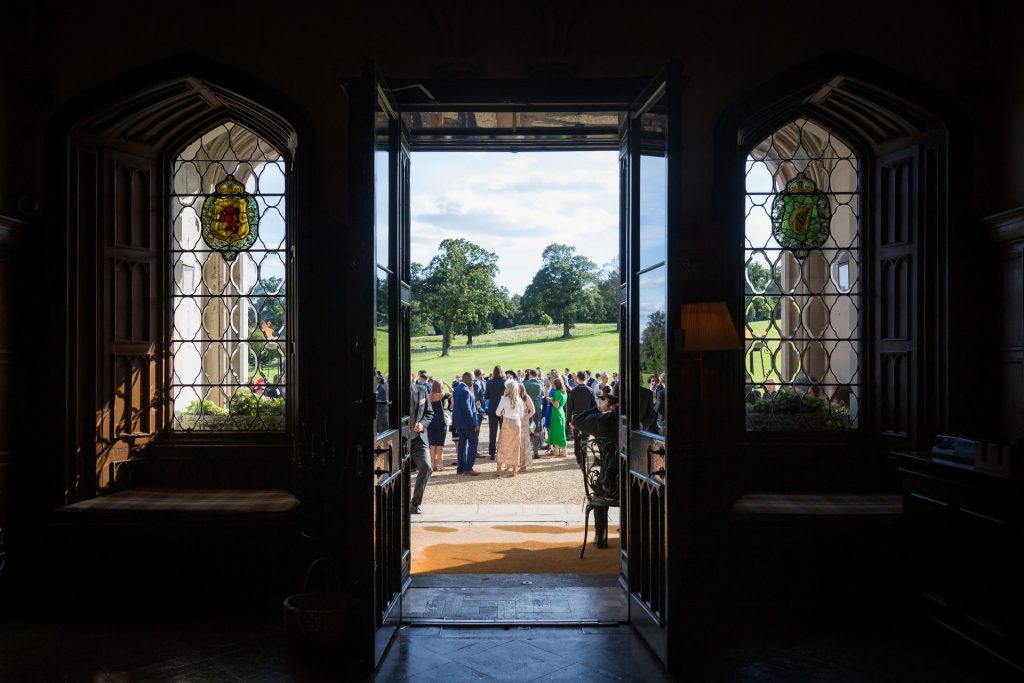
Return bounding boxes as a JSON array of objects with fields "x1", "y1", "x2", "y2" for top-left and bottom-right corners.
[{"x1": 426, "y1": 379, "x2": 450, "y2": 471}]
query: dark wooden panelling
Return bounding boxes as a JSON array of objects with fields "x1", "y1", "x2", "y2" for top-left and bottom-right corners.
[
  {"x1": 900, "y1": 453, "x2": 1024, "y2": 673},
  {"x1": 0, "y1": 216, "x2": 26, "y2": 535},
  {"x1": 881, "y1": 160, "x2": 912, "y2": 245},
  {"x1": 879, "y1": 352, "x2": 909, "y2": 435},
  {"x1": 68, "y1": 145, "x2": 163, "y2": 495},
  {"x1": 875, "y1": 148, "x2": 920, "y2": 446},
  {"x1": 986, "y1": 207, "x2": 1024, "y2": 439}
]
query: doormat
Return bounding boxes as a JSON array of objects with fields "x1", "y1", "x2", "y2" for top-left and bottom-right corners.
[{"x1": 412, "y1": 523, "x2": 619, "y2": 574}]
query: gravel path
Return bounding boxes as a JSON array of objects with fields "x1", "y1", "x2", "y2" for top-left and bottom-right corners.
[{"x1": 420, "y1": 439, "x2": 586, "y2": 505}]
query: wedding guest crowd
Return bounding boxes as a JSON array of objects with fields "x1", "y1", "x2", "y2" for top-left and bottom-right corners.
[{"x1": 371, "y1": 364, "x2": 657, "y2": 508}]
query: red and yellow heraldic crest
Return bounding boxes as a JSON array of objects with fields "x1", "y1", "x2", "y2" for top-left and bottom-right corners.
[{"x1": 200, "y1": 174, "x2": 260, "y2": 262}]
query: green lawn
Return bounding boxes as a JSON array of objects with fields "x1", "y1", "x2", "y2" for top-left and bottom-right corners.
[
  {"x1": 745, "y1": 319, "x2": 780, "y2": 384},
  {"x1": 410, "y1": 323, "x2": 616, "y2": 352},
  {"x1": 410, "y1": 327, "x2": 619, "y2": 384}
]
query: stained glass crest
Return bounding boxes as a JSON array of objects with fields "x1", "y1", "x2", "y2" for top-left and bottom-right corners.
[
  {"x1": 200, "y1": 174, "x2": 260, "y2": 262},
  {"x1": 770, "y1": 173, "x2": 832, "y2": 259}
]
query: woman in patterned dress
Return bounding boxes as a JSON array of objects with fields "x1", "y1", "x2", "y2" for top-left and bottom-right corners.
[
  {"x1": 494, "y1": 380, "x2": 525, "y2": 476},
  {"x1": 516, "y1": 382, "x2": 537, "y2": 472}
]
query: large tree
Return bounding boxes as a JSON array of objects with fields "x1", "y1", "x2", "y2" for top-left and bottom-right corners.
[
  {"x1": 640, "y1": 309, "x2": 666, "y2": 377},
  {"x1": 595, "y1": 261, "x2": 620, "y2": 326},
  {"x1": 461, "y1": 285, "x2": 513, "y2": 344},
  {"x1": 408, "y1": 262, "x2": 436, "y2": 337},
  {"x1": 521, "y1": 243, "x2": 600, "y2": 338},
  {"x1": 418, "y1": 238, "x2": 504, "y2": 356},
  {"x1": 743, "y1": 260, "x2": 781, "y2": 322},
  {"x1": 250, "y1": 276, "x2": 286, "y2": 377}
]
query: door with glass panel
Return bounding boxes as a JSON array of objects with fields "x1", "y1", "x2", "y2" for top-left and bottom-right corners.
[
  {"x1": 619, "y1": 61, "x2": 681, "y2": 665},
  {"x1": 353, "y1": 63, "x2": 412, "y2": 667}
]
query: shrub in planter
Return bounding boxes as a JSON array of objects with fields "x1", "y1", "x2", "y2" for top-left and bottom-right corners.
[
  {"x1": 178, "y1": 388, "x2": 286, "y2": 430},
  {"x1": 184, "y1": 399, "x2": 228, "y2": 416},
  {"x1": 746, "y1": 388, "x2": 850, "y2": 430}
]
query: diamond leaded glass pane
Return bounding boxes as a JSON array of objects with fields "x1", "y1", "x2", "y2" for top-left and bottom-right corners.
[
  {"x1": 170, "y1": 122, "x2": 287, "y2": 431},
  {"x1": 743, "y1": 118, "x2": 861, "y2": 431}
]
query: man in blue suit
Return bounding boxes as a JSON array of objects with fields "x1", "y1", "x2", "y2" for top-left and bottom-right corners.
[
  {"x1": 473, "y1": 369, "x2": 487, "y2": 413},
  {"x1": 452, "y1": 372, "x2": 481, "y2": 475}
]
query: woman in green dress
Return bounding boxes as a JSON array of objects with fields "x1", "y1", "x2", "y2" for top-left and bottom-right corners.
[{"x1": 548, "y1": 377, "x2": 568, "y2": 457}]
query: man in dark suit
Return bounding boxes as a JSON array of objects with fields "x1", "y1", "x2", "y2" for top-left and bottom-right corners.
[
  {"x1": 452, "y1": 372, "x2": 481, "y2": 475},
  {"x1": 523, "y1": 369, "x2": 546, "y2": 459},
  {"x1": 409, "y1": 375, "x2": 435, "y2": 514},
  {"x1": 566, "y1": 370, "x2": 597, "y2": 464},
  {"x1": 472, "y1": 369, "x2": 487, "y2": 420},
  {"x1": 653, "y1": 373, "x2": 666, "y2": 433},
  {"x1": 484, "y1": 365, "x2": 506, "y2": 460},
  {"x1": 573, "y1": 400, "x2": 618, "y2": 443},
  {"x1": 639, "y1": 385, "x2": 659, "y2": 433}
]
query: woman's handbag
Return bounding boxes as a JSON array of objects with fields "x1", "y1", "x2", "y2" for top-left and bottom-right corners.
[{"x1": 443, "y1": 409, "x2": 452, "y2": 426}]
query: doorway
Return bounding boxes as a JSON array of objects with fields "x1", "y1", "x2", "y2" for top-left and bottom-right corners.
[
  {"x1": 404, "y1": 148, "x2": 623, "y2": 622},
  {"x1": 352, "y1": 64, "x2": 680, "y2": 666}
]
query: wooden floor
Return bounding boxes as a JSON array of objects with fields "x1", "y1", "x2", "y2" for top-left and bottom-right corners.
[{"x1": 402, "y1": 573, "x2": 627, "y2": 624}]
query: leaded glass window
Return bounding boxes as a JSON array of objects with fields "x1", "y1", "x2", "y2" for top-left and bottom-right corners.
[
  {"x1": 743, "y1": 118, "x2": 860, "y2": 430},
  {"x1": 170, "y1": 122, "x2": 288, "y2": 431}
]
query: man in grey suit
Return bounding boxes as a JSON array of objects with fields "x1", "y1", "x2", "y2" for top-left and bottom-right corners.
[{"x1": 409, "y1": 375, "x2": 435, "y2": 514}]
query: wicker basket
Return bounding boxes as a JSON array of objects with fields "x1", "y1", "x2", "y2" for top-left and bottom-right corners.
[{"x1": 283, "y1": 558, "x2": 353, "y2": 650}]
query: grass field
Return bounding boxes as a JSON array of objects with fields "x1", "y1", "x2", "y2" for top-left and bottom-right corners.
[
  {"x1": 409, "y1": 325, "x2": 619, "y2": 383},
  {"x1": 745, "y1": 319, "x2": 780, "y2": 383},
  {"x1": 411, "y1": 323, "x2": 615, "y2": 352}
]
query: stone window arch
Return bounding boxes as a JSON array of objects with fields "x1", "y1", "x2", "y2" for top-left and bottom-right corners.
[{"x1": 64, "y1": 75, "x2": 297, "y2": 496}]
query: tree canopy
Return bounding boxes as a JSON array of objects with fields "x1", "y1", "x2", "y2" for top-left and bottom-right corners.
[
  {"x1": 595, "y1": 260, "x2": 619, "y2": 326},
  {"x1": 640, "y1": 308, "x2": 666, "y2": 377},
  {"x1": 251, "y1": 276, "x2": 286, "y2": 378},
  {"x1": 417, "y1": 238, "x2": 505, "y2": 356},
  {"x1": 744, "y1": 260, "x2": 781, "y2": 322},
  {"x1": 521, "y1": 243, "x2": 600, "y2": 338}
]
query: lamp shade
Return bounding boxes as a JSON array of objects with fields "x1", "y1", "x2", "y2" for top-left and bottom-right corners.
[{"x1": 680, "y1": 301, "x2": 741, "y2": 352}]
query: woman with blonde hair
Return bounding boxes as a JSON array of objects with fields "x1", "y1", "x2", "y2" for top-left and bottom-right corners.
[
  {"x1": 516, "y1": 381, "x2": 537, "y2": 472},
  {"x1": 494, "y1": 379, "x2": 525, "y2": 476}
]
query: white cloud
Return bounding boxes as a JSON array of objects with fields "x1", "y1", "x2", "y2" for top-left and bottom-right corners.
[{"x1": 411, "y1": 151, "x2": 619, "y2": 294}]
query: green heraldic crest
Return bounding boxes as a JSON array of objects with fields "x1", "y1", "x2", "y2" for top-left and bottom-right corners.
[{"x1": 770, "y1": 172, "x2": 831, "y2": 259}]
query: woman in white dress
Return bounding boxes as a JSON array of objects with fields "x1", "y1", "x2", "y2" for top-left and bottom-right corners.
[{"x1": 494, "y1": 380, "x2": 524, "y2": 476}]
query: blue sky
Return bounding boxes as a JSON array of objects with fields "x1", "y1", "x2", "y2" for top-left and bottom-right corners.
[{"x1": 411, "y1": 151, "x2": 619, "y2": 295}]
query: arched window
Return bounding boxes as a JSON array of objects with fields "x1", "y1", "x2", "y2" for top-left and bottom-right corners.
[
  {"x1": 170, "y1": 122, "x2": 288, "y2": 431},
  {"x1": 743, "y1": 118, "x2": 860, "y2": 431}
]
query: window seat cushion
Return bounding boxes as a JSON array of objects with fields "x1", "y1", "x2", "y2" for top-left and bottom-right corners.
[
  {"x1": 53, "y1": 487, "x2": 299, "y2": 523},
  {"x1": 730, "y1": 492, "x2": 902, "y2": 522}
]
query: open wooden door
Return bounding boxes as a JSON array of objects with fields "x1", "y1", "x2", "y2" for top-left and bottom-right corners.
[
  {"x1": 351, "y1": 62, "x2": 413, "y2": 667},
  {"x1": 619, "y1": 61, "x2": 683, "y2": 665}
]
